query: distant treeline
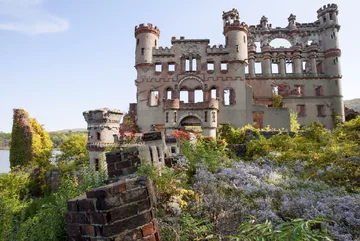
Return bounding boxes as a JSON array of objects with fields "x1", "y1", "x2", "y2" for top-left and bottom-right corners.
[{"x1": 0, "y1": 130, "x2": 88, "y2": 149}]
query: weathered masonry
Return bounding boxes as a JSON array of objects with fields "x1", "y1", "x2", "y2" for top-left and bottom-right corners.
[{"x1": 133, "y1": 3, "x2": 343, "y2": 137}]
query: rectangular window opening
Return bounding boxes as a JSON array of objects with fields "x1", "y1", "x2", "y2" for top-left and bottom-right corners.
[
  {"x1": 150, "y1": 90, "x2": 159, "y2": 106},
  {"x1": 317, "y1": 105, "x2": 326, "y2": 117},
  {"x1": 245, "y1": 65, "x2": 249, "y2": 74},
  {"x1": 168, "y1": 63, "x2": 175, "y2": 72},
  {"x1": 295, "y1": 85, "x2": 304, "y2": 96},
  {"x1": 137, "y1": 39, "x2": 139, "y2": 46},
  {"x1": 315, "y1": 86, "x2": 323, "y2": 96},
  {"x1": 221, "y1": 62, "x2": 228, "y2": 71},
  {"x1": 155, "y1": 63, "x2": 162, "y2": 72},
  {"x1": 297, "y1": 105, "x2": 306, "y2": 117},
  {"x1": 180, "y1": 90, "x2": 189, "y2": 103},
  {"x1": 255, "y1": 42, "x2": 261, "y2": 52},
  {"x1": 207, "y1": 62, "x2": 214, "y2": 71},
  {"x1": 96, "y1": 132, "x2": 101, "y2": 141},
  {"x1": 286, "y1": 62, "x2": 293, "y2": 73},
  {"x1": 255, "y1": 62, "x2": 262, "y2": 74},
  {"x1": 185, "y1": 59, "x2": 190, "y2": 71},
  {"x1": 302, "y1": 61, "x2": 307, "y2": 72},
  {"x1": 204, "y1": 111, "x2": 208, "y2": 122},
  {"x1": 192, "y1": 58, "x2": 197, "y2": 71},
  {"x1": 165, "y1": 112, "x2": 169, "y2": 123},
  {"x1": 224, "y1": 89, "x2": 230, "y2": 105},
  {"x1": 271, "y1": 63, "x2": 279, "y2": 74},
  {"x1": 195, "y1": 89, "x2": 203, "y2": 103},
  {"x1": 272, "y1": 86, "x2": 278, "y2": 96},
  {"x1": 141, "y1": 48, "x2": 144, "y2": 55},
  {"x1": 95, "y1": 159, "x2": 99, "y2": 171},
  {"x1": 166, "y1": 90, "x2": 172, "y2": 100},
  {"x1": 211, "y1": 88, "x2": 217, "y2": 99}
]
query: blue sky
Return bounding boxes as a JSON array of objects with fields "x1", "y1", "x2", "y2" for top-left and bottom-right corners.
[{"x1": 0, "y1": 0, "x2": 358, "y2": 133}]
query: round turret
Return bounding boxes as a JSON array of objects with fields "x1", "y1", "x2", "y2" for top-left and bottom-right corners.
[
  {"x1": 134, "y1": 23, "x2": 160, "y2": 67},
  {"x1": 83, "y1": 108, "x2": 123, "y2": 170},
  {"x1": 222, "y1": 9, "x2": 248, "y2": 62}
]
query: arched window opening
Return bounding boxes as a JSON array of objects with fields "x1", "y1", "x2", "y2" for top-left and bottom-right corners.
[
  {"x1": 166, "y1": 88, "x2": 172, "y2": 100},
  {"x1": 195, "y1": 89, "x2": 203, "y2": 103},
  {"x1": 269, "y1": 38, "x2": 292, "y2": 48},
  {"x1": 150, "y1": 90, "x2": 159, "y2": 106},
  {"x1": 180, "y1": 89, "x2": 189, "y2": 103}
]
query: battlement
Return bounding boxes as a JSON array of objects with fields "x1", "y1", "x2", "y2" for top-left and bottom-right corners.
[
  {"x1": 223, "y1": 20, "x2": 248, "y2": 34},
  {"x1": 317, "y1": 3, "x2": 338, "y2": 17},
  {"x1": 83, "y1": 108, "x2": 123, "y2": 124},
  {"x1": 171, "y1": 37, "x2": 209, "y2": 44},
  {"x1": 222, "y1": 8, "x2": 239, "y2": 20},
  {"x1": 153, "y1": 46, "x2": 174, "y2": 56},
  {"x1": 134, "y1": 23, "x2": 160, "y2": 37}
]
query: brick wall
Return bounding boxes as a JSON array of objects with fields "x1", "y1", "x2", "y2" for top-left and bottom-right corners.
[
  {"x1": 65, "y1": 177, "x2": 160, "y2": 241},
  {"x1": 65, "y1": 144, "x2": 162, "y2": 241}
]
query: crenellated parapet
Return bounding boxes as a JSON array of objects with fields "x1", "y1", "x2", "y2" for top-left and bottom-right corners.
[
  {"x1": 134, "y1": 23, "x2": 160, "y2": 38},
  {"x1": 223, "y1": 21, "x2": 249, "y2": 35},
  {"x1": 153, "y1": 46, "x2": 174, "y2": 56},
  {"x1": 317, "y1": 3, "x2": 338, "y2": 18}
]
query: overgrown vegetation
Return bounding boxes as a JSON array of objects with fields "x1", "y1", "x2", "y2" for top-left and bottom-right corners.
[{"x1": 137, "y1": 117, "x2": 360, "y2": 241}]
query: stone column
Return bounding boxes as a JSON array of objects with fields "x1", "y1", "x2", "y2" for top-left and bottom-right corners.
[
  {"x1": 279, "y1": 53, "x2": 286, "y2": 77},
  {"x1": 249, "y1": 57, "x2": 255, "y2": 77},
  {"x1": 309, "y1": 53, "x2": 318, "y2": 76},
  {"x1": 188, "y1": 90, "x2": 195, "y2": 103},
  {"x1": 293, "y1": 54, "x2": 302, "y2": 76},
  {"x1": 262, "y1": 53, "x2": 272, "y2": 77}
]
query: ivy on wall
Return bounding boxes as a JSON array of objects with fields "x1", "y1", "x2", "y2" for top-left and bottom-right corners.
[{"x1": 9, "y1": 109, "x2": 53, "y2": 170}]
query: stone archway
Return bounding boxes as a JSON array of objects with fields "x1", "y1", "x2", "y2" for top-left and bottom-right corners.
[{"x1": 179, "y1": 114, "x2": 203, "y2": 133}]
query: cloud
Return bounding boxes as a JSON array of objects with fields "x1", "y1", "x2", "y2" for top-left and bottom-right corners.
[{"x1": 0, "y1": 0, "x2": 69, "y2": 35}]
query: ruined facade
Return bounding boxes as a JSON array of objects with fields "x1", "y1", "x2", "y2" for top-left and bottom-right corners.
[{"x1": 133, "y1": 3, "x2": 343, "y2": 137}]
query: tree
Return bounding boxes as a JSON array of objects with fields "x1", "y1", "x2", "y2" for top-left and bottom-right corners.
[{"x1": 57, "y1": 134, "x2": 88, "y2": 169}]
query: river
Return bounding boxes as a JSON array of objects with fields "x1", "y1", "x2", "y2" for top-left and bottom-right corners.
[
  {"x1": 0, "y1": 150, "x2": 61, "y2": 174},
  {"x1": 0, "y1": 150, "x2": 10, "y2": 173}
]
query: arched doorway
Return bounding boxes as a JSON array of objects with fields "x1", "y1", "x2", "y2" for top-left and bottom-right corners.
[{"x1": 179, "y1": 115, "x2": 203, "y2": 133}]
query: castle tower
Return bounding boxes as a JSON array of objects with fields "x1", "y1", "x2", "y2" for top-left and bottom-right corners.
[
  {"x1": 222, "y1": 9, "x2": 248, "y2": 62},
  {"x1": 83, "y1": 108, "x2": 123, "y2": 171},
  {"x1": 317, "y1": 3, "x2": 344, "y2": 121},
  {"x1": 134, "y1": 23, "x2": 160, "y2": 67}
]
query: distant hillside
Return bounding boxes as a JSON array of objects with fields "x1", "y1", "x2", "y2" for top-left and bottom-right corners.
[
  {"x1": 48, "y1": 128, "x2": 87, "y2": 133},
  {"x1": 344, "y1": 98, "x2": 360, "y2": 112}
]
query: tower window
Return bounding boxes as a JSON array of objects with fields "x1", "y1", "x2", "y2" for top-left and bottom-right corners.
[
  {"x1": 207, "y1": 62, "x2": 214, "y2": 71},
  {"x1": 315, "y1": 86, "x2": 324, "y2": 96},
  {"x1": 155, "y1": 40, "x2": 157, "y2": 47},
  {"x1": 224, "y1": 88, "x2": 235, "y2": 105},
  {"x1": 226, "y1": 37, "x2": 229, "y2": 46},
  {"x1": 212, "y1": 112, "x2": 216, "y2": 122},
  {"x1": 220, "y1": 62, "x2": 228, "y2": 71},
  {"x1": 295, "y1": 85, "x2": 304, "y2": 96},
  {"x1": 137, "y1": 39, "x2": 139, "y2": 46},
  {"x1": 329, "y1": 13, "x2": 333, "y2": 20},
  {"x1": 141, "y1": 48, "x2": 144, "y2": 55},
  {"x1": 96, "y1": 132, "x2": 101, "y2": 141},
  {"x1": 323, "y1": 17, "x2": 326, "y2": 23},
  {"x1": 166, "y1": 112, "x2": 169, "y2": 123},
  {"x1": 204, "y1": 111, "x2": 208, "y2": 122},
  {"x1": 174, "y1": 112, "x2": 177, "y2": 122},
  {"x1": 166, "y1": 88, "x2": 172, "y2": 100},
  {"x1": 211, "y1": 87, "x2": 217, "y2": 99},
  {"x1": 168, "y1": 63, "x2": 175, "y2": 72},
  {"x1": 155, "y1": 63, "x2": 162, "y2": 72},
  {"x1": 95, "y1": 159, "x2": 99, "y2": 171},
  {"x1": 243, "y1": 36, "x2": 246, "y2": 43}
]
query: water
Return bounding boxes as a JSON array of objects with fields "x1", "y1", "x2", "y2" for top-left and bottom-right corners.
[
  {"x1": 0, "y1": 150, "x2": 10, "y2": 173},
  {"x1": 0, "y1": 150, "x2": 62, "y2": 174}
]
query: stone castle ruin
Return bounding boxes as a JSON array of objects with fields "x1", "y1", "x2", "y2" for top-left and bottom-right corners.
[{"x1": 70, "y1": 4, "x2": 344, "y2": 240}]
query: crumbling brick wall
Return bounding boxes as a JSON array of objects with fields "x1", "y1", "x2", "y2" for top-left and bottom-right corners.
[{"x1": 65, "y1": 144, "x2": 162, "y2": 241}]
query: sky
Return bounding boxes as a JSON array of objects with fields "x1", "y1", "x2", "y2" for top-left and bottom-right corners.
[{"x1": 0, "y1": 0, "x2": 359, "y2": 133}]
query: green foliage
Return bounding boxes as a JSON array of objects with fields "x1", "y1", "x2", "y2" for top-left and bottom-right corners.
[
  {"x1": 0, "y1": 132, "x2": 11, "y2": 149},
  {"x1": 56, "y1": 134, "x2": 88, "y2": 171},
  {"x1": 10, "y1": 109, "x2": 32, "y2": 168},
  {"x1": 9, "y1": 109, "x2": 53, "y2": 170},
  {"x1": 49, "y1": 130, "x2": 87, "y2": 148},
  {"x1": 0, "y1": 167, "x2": 107, "y2": 241},
  {"x1": 290, "y1": 110, "x2": 300, "y2": 132},
  {"x1": 218, "y1": 124, "x2": 258, "y2": 144},
  {"x1": 179, "y1": 212, "x2": 216, "y2": 241},
  {"x1": 229, "y1": 217, "x2": 332, "y2": 241},
  {"x1": 272, "y1": 94, "x2": 283, "y2": 108}
]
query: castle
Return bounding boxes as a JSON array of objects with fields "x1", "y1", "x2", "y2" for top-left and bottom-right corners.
[{"x1": 132, "y1": 3, "x2": 343, "y2": 137}]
